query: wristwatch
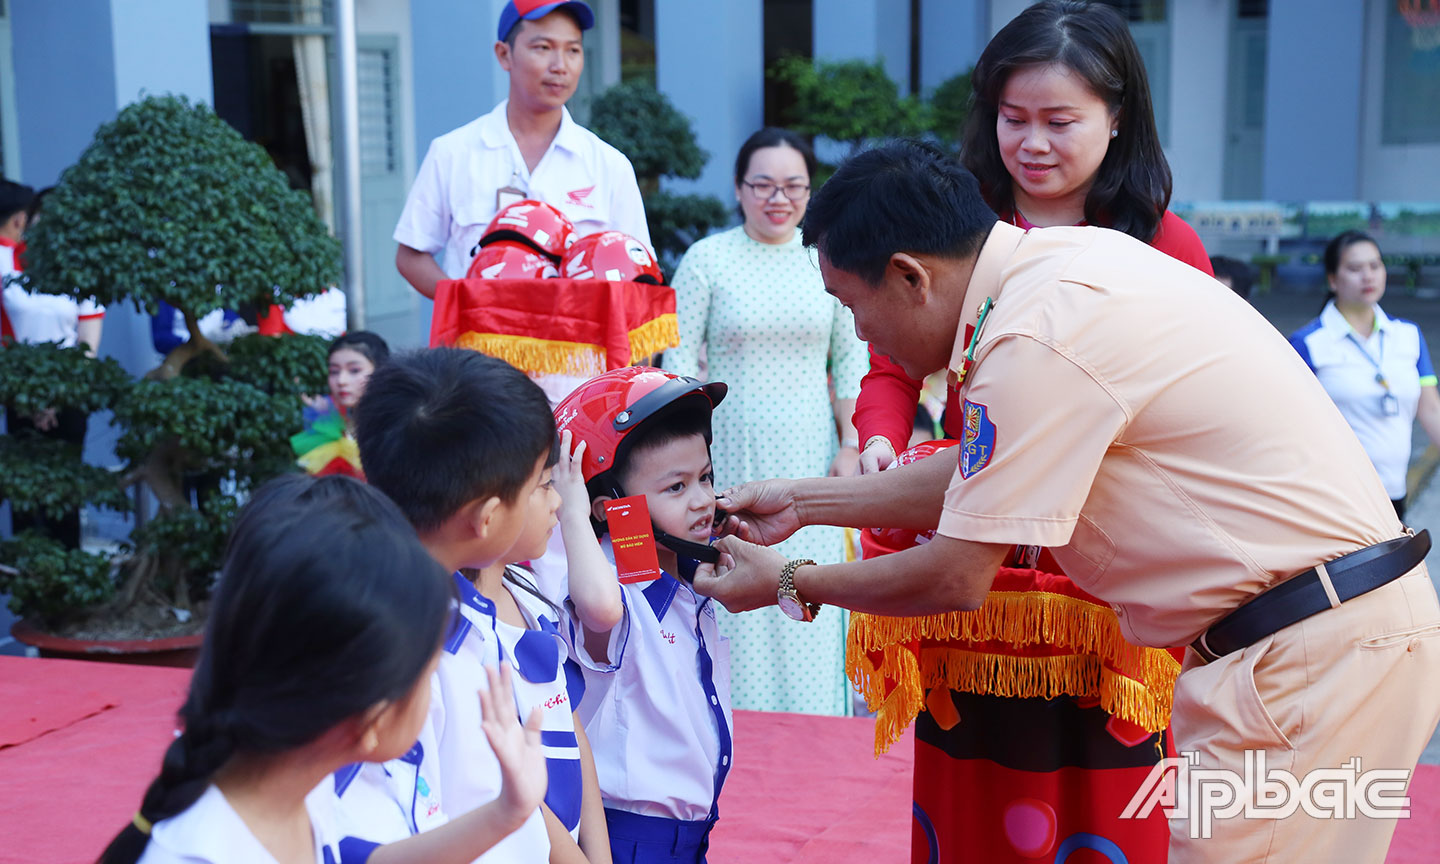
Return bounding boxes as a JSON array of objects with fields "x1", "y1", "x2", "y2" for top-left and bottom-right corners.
[{"x1": 778, "y1": 558, "x2": 821, "y2": 622}]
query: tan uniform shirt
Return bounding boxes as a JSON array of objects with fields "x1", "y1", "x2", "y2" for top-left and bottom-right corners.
[{"x1": 937, "y1": 221, "x2": 1401, "y2": 648}]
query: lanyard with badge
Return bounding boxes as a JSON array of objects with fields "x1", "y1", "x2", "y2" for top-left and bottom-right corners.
[
  {"x1": 1347, "y1": 330, "x2": 1400, "y2": 417},
  {"x1": 497, "y1": 168, "x2": 527, "y2": 210}
]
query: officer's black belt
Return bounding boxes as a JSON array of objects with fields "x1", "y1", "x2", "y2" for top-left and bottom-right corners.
[{"x1": 1192, "y1": 529, "x2": 1430, "y2": 663}]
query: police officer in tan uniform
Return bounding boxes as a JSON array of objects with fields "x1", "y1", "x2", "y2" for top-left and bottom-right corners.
[{"x1": 693, "y1": 141, "x2": 1440, "y2": 863}]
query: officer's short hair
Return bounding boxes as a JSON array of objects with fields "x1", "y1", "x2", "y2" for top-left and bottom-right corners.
[
  {"x1": 0, "y1": 179, "x2": 35, "y2": 225},
  {"x1": 802, "y1": 140, "x2": 997, "y2": 284}
]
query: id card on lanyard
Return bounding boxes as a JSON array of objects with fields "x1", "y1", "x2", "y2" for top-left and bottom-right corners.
[{"x1": 1347, "y1": 330, "x2": 1399, "y2": 416}]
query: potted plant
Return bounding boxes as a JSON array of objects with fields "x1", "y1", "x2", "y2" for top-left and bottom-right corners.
[{"x1": 0, "y1": 94, "x2": 339, "y2": 664}]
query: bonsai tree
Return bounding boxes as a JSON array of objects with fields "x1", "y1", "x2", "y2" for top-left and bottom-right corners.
[
  {"x1": 0, "y1": 94, "x2": 338, "y2": 635},
  {"x1": 587, "y1": 81, "x2": 728, "y2": 274}
]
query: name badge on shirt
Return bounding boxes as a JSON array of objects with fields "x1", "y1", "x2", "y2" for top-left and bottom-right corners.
[
  {"x1": 496, "y1": 184, "x2": 527, "y2": 210},
  {"x1": 605, "y1": 496, "x2": 662, "y2": 584},
  {"x1": 1383, "y1": 393, "x2": 1400, "y2": 416}
]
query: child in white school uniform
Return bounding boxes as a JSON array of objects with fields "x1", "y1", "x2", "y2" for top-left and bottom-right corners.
[
  {"x1": 541, "y1": 367, "x2": 734, "y2": 864},
  {"x1": 351, "y1": 347, "x2": 610, "y2": 864},
  {"x1": 465, "y1": 428, "x2": 622, "y2": 862},
  {"x1": 99, "y1": 474, "x2": 546, "y2": 864}
]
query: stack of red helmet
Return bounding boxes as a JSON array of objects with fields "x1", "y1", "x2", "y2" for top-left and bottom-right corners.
[{"x1": 466, "y1": 199, "x2": 661, "y2": 283}]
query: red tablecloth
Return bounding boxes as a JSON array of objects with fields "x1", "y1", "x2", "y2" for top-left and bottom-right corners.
[{"x1": 1, "y1": 656, "x2": 1434, "y2": 864}]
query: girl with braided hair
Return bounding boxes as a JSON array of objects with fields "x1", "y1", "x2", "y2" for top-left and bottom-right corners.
[{"x1": 99, "y1": 474, "x2": 548, "y2": 864}]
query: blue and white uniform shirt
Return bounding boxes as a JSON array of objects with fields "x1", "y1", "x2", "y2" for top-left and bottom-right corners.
[
  {"x1": 495, "y1": 570, "x2": 586, "y2": 841},
  {"x1": 423, "y1": 572, "x2": 551, "y2": 862},
  {"x1": 1291, "y1": 301, "x2": 1437, "y2": 497},
  {"x1": 139, "y1": 783, "x2": 343, "y2": 864},
  {"x1": 538, "y1": 536, "x2": 734, "y2": 824},
  {"x1": 330, "y1": 739, "x2": 447, "y2": 861}
]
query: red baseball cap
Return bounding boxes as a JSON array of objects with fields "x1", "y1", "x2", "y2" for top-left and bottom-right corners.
[{"x1": 497, "y1": 0, "x2": 594, "y2": 42}]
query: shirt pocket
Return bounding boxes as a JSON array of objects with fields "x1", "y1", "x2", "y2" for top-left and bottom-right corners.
[
  {"x1": 1058, "y1": 512, "x2": 1117, "y2": 589},
  {"x1": 450, "y1": 200, "x2": 493, "y2": 264}
]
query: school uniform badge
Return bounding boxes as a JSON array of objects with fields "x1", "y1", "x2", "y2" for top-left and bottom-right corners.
[{"x1": 960, "y1": 400, "x2": 996, "y2": 478}]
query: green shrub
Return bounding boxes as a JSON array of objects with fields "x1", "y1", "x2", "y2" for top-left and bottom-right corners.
[{"x1": 0, "y1": 95, "x2": 341, "y2": 630}]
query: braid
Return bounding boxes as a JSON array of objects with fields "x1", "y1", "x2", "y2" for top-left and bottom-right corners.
[{"x1": 97, "y1": 722, "x2": 236, "y2": 864}]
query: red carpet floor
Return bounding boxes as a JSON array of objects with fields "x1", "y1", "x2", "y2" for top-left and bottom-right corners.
[{"x1": 1, "y1": 655, "x2": 1434, "y2": 863}]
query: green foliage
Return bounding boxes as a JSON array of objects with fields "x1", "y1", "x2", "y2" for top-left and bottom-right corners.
[
  {"x1": 130, "y1": 493, "x2": 238, "y2": 594},
  {"x1": 114, "y1": 377, "x2": 302, "y2": 474},
  {"x1": 0, "y1": 533, "x2": 116, "y2": 625},
  {"x1": 928, "y1": 69, "x2": 974, "y2": 146},
  {"x1": 0, "y1": 342, "x2": 132, "y2": 416},
  {"x1": 19, "y1": 94, "x2": 342, "y2": 319},
  {"x1": 589, "y1": 81, "x2": 708, "y2": 182},
  {"x1": 0, "y1": 95, "x2": 339, "y2": 627},
  {"x1": 644, "y1": 190, "x2": 732, "y2": 276},
  {"x1": 769, "y1": 57, "x2": 931, "y2": 155},
  {"x1": 0, "y1": 436, "x2": 131, "y2": 520},
  {"x1": 197, "y1": 332, "x2": 330, "y2": 398},
  {"x1": 588, "y1": 82, "x2": 730, "y2": 272}
]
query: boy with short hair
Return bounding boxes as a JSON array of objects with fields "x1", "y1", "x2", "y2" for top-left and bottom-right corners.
[
  {"x1": 347, "y1": 347, "x2": 576, "y2": 862},
  {"x1": 543, "y1": 367, "x2": 734, "y2": 863}
]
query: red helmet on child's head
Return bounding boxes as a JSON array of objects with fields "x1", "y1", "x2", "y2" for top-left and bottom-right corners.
[
  {"x1": 554, "y1": 366, "x2": 726, "y2": 489},
  {"x1": 560, "y1": 231, "x2": 664, "y2": 284},
  {"x1": 479, "y1": 199, "x2": 577, "y2": 260},
  {"x1": 859, "y1": 439, "x2": 961, "y2": 559},
  {"x1": 465, "y1": 240, "x2": 561, "y2": 280}
]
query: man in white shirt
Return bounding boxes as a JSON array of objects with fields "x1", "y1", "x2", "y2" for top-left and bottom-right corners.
[{"x1": 394, "y1": 0, "x2": 650, "y2": 300}]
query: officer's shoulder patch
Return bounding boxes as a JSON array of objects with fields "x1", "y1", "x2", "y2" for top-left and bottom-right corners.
[{"x1": 959, "y1": 399, "x2": 996, "y2": 478}]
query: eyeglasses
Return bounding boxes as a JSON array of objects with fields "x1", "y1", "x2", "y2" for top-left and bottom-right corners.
[{"x1": 742, "y1": 180, "x2": 811, "y2": 202}]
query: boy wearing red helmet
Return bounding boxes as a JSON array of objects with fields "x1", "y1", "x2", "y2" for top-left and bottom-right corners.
[
  {"x1": 394, "y1": 0, "x2": 651, "y2": 301},
  {"x1": 539, "y1": 366, "x2": 734, "y2": 864}
]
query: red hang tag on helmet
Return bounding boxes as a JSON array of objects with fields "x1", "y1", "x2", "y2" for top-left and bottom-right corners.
[{"x1": 605, "y1": 495, "x2": 662, "y2": 584}]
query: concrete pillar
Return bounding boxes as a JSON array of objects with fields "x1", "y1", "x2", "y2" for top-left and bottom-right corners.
[
  {"x1": 1262, "y1": 0, "x2": 1365, "y2": 200},
  {"x1": 919, "y1": 0, "x2": 987, "y2": 95},
  {"x1": 655, "y1": 0, "x2": 764, "y2": 203},
  {"x1": 409, "y1": 0, "x2": 501, "y2": 157},
  {"x1": 814, "y1": 0, "x2": 911, "y2": 94},
  {"x1": 1167, "y1": 0, "x2": 1228, "y2": 201}
]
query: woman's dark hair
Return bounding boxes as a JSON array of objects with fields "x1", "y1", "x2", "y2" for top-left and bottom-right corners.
[
  {"x1": 1324, "y1": 230, "x2": 1381, "y2": 277},
  {"x1": 328, "y1": 330, "x2": 390, "y2": 368},
  {"x1": 733, "y1": 127, "x2": 817, "y2": 222},
  {"x1": 99, "y1": 475, "x2": 453, "y2": 864},
  {"x1": 733, "y1": 127, "x2": 817, "y2": 187},
  {"x1": 960, "y1": 0, "x2": 1171, "y2": 242}
]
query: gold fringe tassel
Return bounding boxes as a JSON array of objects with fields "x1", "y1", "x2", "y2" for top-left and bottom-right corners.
[
  {"x1": 627, "y1": 313, "x2": 679, "y2": 363},
  {"x1": 456, "y1": 332, "x2": 607, "y2": 377},
  {"x1": 845, "y1": 641, "x2": 923, "y2": 756},
  {"x1": 846, "y1": 594, "x2": 1182, "y2": 756}
]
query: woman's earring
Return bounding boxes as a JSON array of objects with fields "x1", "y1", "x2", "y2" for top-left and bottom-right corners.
[{"x1": 1110, "y1": 129, "x2": 1119, "y2": 138}]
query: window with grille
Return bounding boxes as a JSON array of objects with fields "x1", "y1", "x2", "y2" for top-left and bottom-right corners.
[{"x1": 358, "y1": 47, "x2": 396, "y2": 176}]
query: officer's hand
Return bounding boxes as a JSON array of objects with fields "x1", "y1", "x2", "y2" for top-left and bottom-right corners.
[
  {"x1": 715, "y1": 479, "x2": 802, "y2": 547},
  {"x1": 858, "y1": 438, "x2": 897, "y2": 475},
  {"x1": 690, "y1": 535, "x2": 788, "y2": 613}
]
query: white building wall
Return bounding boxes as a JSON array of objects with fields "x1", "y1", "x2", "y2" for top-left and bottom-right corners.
[{"x1": 1166, "y1": 0, "x2": 1228, "y2": 201}]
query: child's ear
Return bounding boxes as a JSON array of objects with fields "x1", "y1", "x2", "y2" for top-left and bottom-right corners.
[
  {"x1": 466, "y1": 495, "x2": 507, "y2": 541},
  {"x1": 590, "y1": 494, "x2": 614, "y2": 526},
  {"x1": 346, "y1": 702, "x2": 390, "y2": 759}
]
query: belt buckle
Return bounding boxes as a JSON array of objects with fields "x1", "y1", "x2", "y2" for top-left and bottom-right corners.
[{"x1": 1192, "y1": 630, "x2": 1222, "y2": 664}]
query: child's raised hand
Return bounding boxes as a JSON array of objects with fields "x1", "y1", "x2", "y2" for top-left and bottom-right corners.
[
  {"x1": 552, "y1": 429, "x2": 591, "y2": 517},
  {"x1": 478, "y1": 665, "x2": 547, "y2": 821}
]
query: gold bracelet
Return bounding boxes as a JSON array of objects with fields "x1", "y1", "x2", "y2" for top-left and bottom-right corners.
[{"x1": 862, "y1": 435, "x2": 895, "y2": 455}]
